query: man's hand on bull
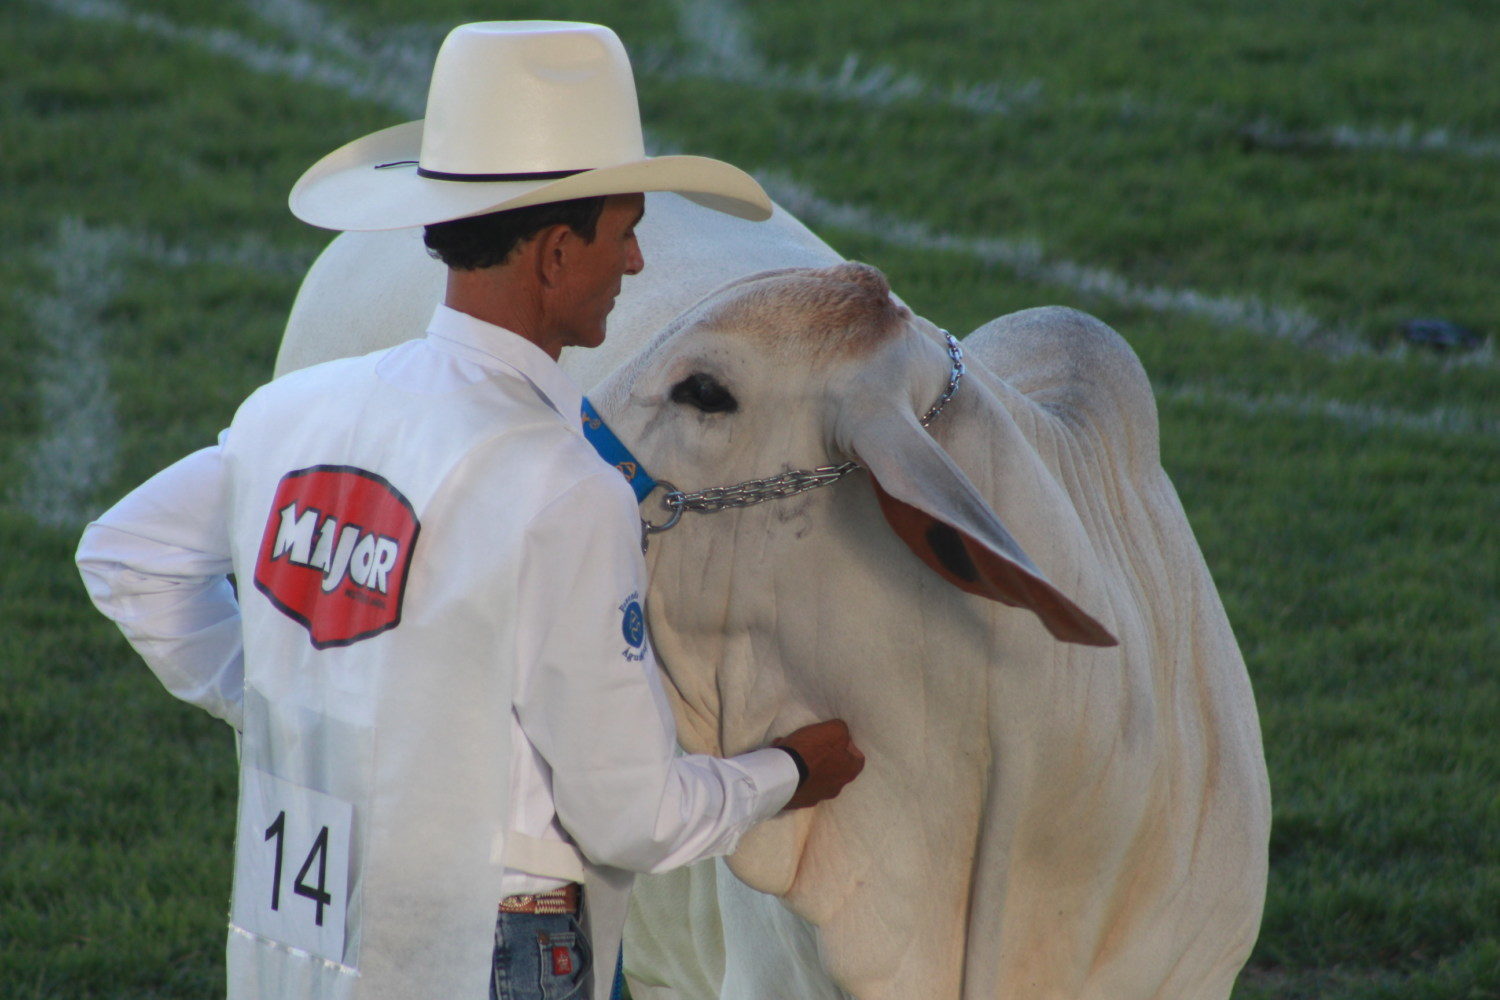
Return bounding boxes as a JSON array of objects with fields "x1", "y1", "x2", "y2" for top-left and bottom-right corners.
[{"x1": 771, "y1": 720, "x2": 866, "y2": 809}]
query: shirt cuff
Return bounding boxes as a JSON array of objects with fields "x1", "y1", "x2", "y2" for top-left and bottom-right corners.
[
  {"x1": 733, "y1": 746, "x2": 802, "y2": 820},
  {"x1": 771, "y1": 744, "x2": 809, "y2": 787}
]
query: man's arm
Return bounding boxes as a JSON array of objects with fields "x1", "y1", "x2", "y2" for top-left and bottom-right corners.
[
  {"x1": 514, "y1": 469, "x2": 861, "y2": 874},
  {"x1": 75, "y1": 441, "x2": 245, "y2": 730}
]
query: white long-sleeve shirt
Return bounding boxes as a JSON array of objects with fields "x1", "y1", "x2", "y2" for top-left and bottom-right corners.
[{"x1": 78, "y1": 305, "x2": 797, "y2": 897}]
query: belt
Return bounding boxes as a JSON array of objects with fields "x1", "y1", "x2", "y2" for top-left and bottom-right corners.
[{"x1": 499, "y1": 883, "x2": 581, "y2": 915}]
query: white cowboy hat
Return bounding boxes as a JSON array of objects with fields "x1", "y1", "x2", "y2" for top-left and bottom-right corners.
[{"x1": 289, "y1": 21, "x2": 772, "y2": 231}]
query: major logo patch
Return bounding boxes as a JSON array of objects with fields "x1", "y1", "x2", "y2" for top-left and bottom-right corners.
[
  {"x1": 253, "y1": 466, "x2": 419, "y2": 649},
  {"x1": 620, "y1": 593, "x2": 647, "y2": 661}
]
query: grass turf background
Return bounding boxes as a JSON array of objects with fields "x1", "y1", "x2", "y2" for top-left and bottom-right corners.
[{"x1": 1, "y1": 1, "x2": 1495, "y2": 997}]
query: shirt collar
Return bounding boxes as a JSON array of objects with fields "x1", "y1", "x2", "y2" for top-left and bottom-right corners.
[{"x1": 424, "y1": 304, "x2": 585, "y2": 435}]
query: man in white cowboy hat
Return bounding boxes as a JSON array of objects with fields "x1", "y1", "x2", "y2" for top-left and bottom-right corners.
[{"x1": 77, "y1": 20, "x2": 863, "y2": 1000}]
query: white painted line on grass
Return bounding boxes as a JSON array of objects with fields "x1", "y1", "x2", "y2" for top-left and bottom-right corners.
[
  {"x1": 12, "y1": 220, "x2": 125, "y2": 530},
  {"x1": 250, "y1": 0, "x2": 377, "y2": 67},
  {"x1": 640, "y1": 45, "x2": 1048, "y2": 118},
  {"x1": 1236, "y1": 120, "x2": 1500, "y2": 161},
  {"x1": 120, "y1": 231, "x2": 314, "y2": 277},
  {"x1": 1158, "y1": 383, "x2": 1499, "y2": 439},
  {"x1": 650, "y1": 0, "x2": 1045, "y2": 116},
  {"x1": 250, "y1": 0, "x2": 436, "y2": 102},
  {"x1": 669, "y1": 0, "x2": 762, "y2": 72},
  {"x1": 33, "y1": 0, "x2": 424, "y2": 116}
]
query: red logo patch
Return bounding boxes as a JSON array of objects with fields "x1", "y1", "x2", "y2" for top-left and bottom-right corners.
[
  {"x1": 252, "y1": 466, "x2": 419, "y2": 649},
  {"x1": 551, "y1": 945, "x2": 573, "y2": 976}
]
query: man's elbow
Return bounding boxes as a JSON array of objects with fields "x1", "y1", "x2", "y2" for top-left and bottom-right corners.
[
  {"x1": 76, "y1": 524, "x2": 117, "y2": 602},
  {"x1": 555, "y1": 783, "x2": 735, "y2": 874}
]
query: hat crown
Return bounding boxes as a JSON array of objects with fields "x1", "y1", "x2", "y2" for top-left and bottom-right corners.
[{"x1": 420, "y1": 21, "x2": 645, "y2": 176}]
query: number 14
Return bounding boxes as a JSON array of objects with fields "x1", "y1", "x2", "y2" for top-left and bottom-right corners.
[{"x1": 264, "y1": 810, "x2": 334, "y2": 926}]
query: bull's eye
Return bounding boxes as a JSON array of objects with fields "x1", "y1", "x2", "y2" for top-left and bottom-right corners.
[{"x1": 669, "y1": 373, "x2": 739, "y2": 414}]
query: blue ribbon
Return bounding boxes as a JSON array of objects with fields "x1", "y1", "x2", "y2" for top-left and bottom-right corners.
[{"x1": 581, "y1": 397, "x2": 657, "y2": 503}]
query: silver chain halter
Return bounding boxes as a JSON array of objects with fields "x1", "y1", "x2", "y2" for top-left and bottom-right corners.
[{"x1": 642, "y1": 331, "x2": 965, "y2": 538}]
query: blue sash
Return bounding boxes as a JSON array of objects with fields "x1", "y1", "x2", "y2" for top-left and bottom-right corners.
[{"x1": 580, "y1": 397, "x2": 657, "y2": 502}]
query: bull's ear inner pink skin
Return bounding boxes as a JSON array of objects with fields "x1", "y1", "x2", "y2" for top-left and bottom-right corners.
[
  {"x1": 844, "y1": 377, "x2": 1117, "y2": 649},
  {"x1": 869, "y1": 476, "x2": 1118, "y2": 648}
]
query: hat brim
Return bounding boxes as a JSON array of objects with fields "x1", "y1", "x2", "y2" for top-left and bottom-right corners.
[{"x1": 290, "y1": 121, "x2": 773, "y2": 231}]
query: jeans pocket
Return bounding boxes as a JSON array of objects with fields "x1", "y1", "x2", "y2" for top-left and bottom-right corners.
[{"x1": 535, "y1": 923, "x2": 591, "y2": 1000}]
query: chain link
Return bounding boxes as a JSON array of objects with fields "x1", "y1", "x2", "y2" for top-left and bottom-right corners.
[
  {"x1": 920, "y1": 331, "x2": 966, "y2": 428},
  {"x1": 662, "y1": 460, "x2": 860, "y2": 516},
  {"x1": 643, "y1": 331, "x2": 964, "y2": 536}
]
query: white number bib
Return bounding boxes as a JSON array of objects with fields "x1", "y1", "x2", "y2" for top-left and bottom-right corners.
[{"x1": 232, "y1": 768, "x2": 353, "y2": 962}]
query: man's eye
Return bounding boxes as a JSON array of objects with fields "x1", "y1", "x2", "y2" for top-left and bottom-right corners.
[{"x1": 669, "y1": 373, "x2": 738, "y2": 413}]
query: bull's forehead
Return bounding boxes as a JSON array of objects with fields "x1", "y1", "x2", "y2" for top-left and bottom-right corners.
[{"x1": 691, "y1": 262, "x2": 908, "y2": 359}]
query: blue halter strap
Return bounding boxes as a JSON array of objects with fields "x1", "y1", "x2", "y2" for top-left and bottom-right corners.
[{"x1": 580, "y1": 397, "x2": 657, "y2": 503}]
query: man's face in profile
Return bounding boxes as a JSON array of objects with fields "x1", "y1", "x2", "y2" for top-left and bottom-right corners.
[{"x1": 554, "y1": 193, "x2": 646, "y2": 351}]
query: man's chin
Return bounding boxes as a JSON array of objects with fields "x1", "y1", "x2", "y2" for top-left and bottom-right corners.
[{"x1": 571, "y1": 328, "x2": 607, "y2": 351}]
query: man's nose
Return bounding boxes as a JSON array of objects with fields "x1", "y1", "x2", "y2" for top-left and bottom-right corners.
[{"x1": 625, "y1": 240, "x2": 644, "y2": 276}]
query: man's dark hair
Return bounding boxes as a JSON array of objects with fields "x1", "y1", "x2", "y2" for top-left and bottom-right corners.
[{"x1": 423, "y1": 195, "x2": 609, "y2": 271}]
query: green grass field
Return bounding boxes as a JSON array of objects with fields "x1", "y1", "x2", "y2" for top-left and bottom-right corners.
[{"x1": 2, "y1": 1, "x2": 1496, "y2": 997}]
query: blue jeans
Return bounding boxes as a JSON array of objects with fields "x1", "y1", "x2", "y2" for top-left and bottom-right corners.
[{"x1": 490, "y1": 909, "x2": 593, "y2": 1000}]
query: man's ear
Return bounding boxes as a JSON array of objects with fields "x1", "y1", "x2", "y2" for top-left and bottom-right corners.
[{"x1": 534, "y1": 223, "x2": 576, "y2": 289}]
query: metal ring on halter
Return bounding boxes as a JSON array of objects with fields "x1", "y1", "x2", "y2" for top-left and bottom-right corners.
[{"x1": 641, "y1": 480, "x2": 683, "y2": 535}]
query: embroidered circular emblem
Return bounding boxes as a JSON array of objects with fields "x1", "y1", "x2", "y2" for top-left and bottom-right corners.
[{"x1": 621, "y1": 600, "x2": 646, "y2": 649}]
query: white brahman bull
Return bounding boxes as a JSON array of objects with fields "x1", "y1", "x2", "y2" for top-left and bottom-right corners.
[{"x1": 277, "y1": 194, "x2": 1271, "y2": 1000}]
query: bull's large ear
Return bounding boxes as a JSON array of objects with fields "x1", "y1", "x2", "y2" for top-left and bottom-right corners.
[{"x1": 849, "y1": 409, "x2": 1117, "y2": 647}]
